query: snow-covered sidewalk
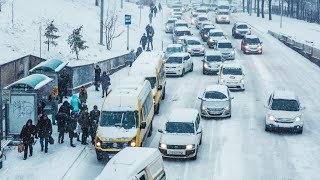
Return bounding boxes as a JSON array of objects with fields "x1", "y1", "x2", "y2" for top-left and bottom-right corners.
[{"x1": 233, "y1": 13, "x2": 320, "y2": 48}]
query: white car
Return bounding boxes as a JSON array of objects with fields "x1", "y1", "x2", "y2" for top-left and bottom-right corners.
[
  {"x1": 172, "y1": 27, "x2": 192, "y2": 44},
  {"x1": 195, "y1": 14, "x2": 208, "y2": 29},
  {"x1": 207, "y1": 29, "x2": 226, "y2": 49},
  {"x1": 202, "y1": 50, "x2": 224, "y2": 75},
  {"x1": 164, "y1": 44, "x2": 185, "y2": 60},
  {"x1": 165, "y1": 52, "x2": 193, "y2": 77},
  {"x1": 165, "y1": 18, "x2": 178, "y2": 33},
  {"x1": 173, "y1": 20, "x2": 189, "y2": 30},
  {"x1": 198, "y1": 85, "x2": 233, "y2": 118},
  {"x1": 215, "y1": 10, "x2": 230, "y2": 24},
  {"x1": 232, "y1": 22, "x2": 251, "y2": 38},
  {"x1": 264, "y1": 90, "x2": 305, "y2": 134},
  {"x1": 216, "y1": 39, "x2": 235, "y2": 60},
  {"x1": 218, "y1": 63, "x2": 245, "y2": 90},
  {"x1": 183, "y1": 37, "x2": 205, "y2": 56},
  {"x1": 158, "y1": 108, "x2": 202, "y2": 160}
]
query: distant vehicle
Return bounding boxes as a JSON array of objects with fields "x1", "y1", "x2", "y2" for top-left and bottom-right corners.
[
  {"x1": 200, "y1": 25, "x2": 216, "y2": 42},
  {"x1": 202, "y1": 50, "x2": 224, "y2": 75},
  {"x1": 173, "y1": 20, "x2": 189, "y2": 30},
  {"x1": 264, "y1": 90, "x2": 305, "y2": 134},
  {"x1": 232, "y1": 22, "x2": 251, "y2": 38},
  {"x1": 96, "y1": 147, "x2": 166, "y2": 180},
  {"x1": 241, "y1": 35, "x2": 263, "y2": 54},
  {"x1": 216, "y1": 39, "x2": 235, "y2": 60},
  {"x1": 95, "y1": 78, "x2": 154, "y2": 160},
  {"x1": 196, "y1": 7, "x2": 208, "y2": 14},
  {"x1": 172, "y1": 27, "x2": 192, "y2": 44},
  {"x1": 199, "y1": 20, "x2": 214, "y2": 32},
  {"x1": 195, "y1": 14, "x2": 208, "y2": 29},
  {"x1": 158, "y1": 108, "x2": 202, "y2": 160},
  {"x1": 190, "y1": 12, "x2": 199, "y2": 25},
  {"x1": 183, "y1": 37, "x2": 205, "y2": 56},
  {"x1": 171, "y1": 11, "x2": 182, "y2": 17},
  {"x1": 207, "y1": 3, "x2": 218, "y2": 11},
  {"x1": 215, "y1": 10, "x2": 230, "y2": 24},
  {"x1": 165, "y1": 52, "x2": 193, "y2": 77},
  {"x1": 207, "y1": 29, "x2": 226, "y2": 48},
  {"x1": 171, "y1": 8, "x2": 182, "y2": 14},
  {"x1": 198, "y1": 85, "x2": 233, "y2": 118},
  {"x1": 171, "y1": 14, "x2": 182, "y2": 20},
  {"x1": 191, "y1": 4, "x2": 201, "y2": 14},
  {"x1": 165, "y1": 18, "x2": 178, "y2": 33},
  {"x1": 218, "y1": 63, "x2": 245, "y2": 90},
  {"x1": 217, "y1": 1, "x2": 230, "y2": 11},
  {"x1": 164, "y1": 44, "x2": 185, "y2": 60}
]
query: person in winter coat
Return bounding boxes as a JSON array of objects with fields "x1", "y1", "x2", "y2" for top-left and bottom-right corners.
[
  {"x1": 136, "y1": 47, "x2": 143, "y2": 58},
  {"x1": 70, "y1": 94, "x2": 81, "y2": 113},
  {"x1": 158, "y1": 3, "x2": 162, "y2": 12},
  {"x1": 56, "y1": 112, "x2": 67, "y2": 144},
  {"x1": 140, "y1": 33, "x2": 147, "y2": 50},
  {"x1": 127, "y1": 49, "x2": 136, "y2": 67},
  {"x1": 36, "y1": 114, "x2": 52, "y2": 153},
  {"x1": 20, "y1": 119, "x2": 37, "y2": 160},
  {"x1": 59, "y1": 101, "x2": 73, "y2": 117},
  {"x1": 154, "y1": 6, "x2": 158, "y2": 17},
  {"x1": 94, "y1": 65, "x2": 101, "y2": 91},
  {"x1": 79, "y1": 86, "x2": 88, "y2": 104},
  {"x1": 67, "y1": 112, "x2": 78, "y2": 147},
  {"x1": 145, "y1": 24, "x2": 150, "y2": 35},
  {"x1": 59, "y1": 68, "x2": 70, "y2": 99},
  {"x1": 149, "y1": 12, "x2": 153, "y2": 24},
  {"x1": 78, "y1": 107, "x2": 90, "y2": 145},
  {"x1": 37, "y1": 100, "x2": 46, "y2": 119},
  {"x1": 100, "y1": 71, "x2": 111, "y2": 98},
  {"x1": 89, "y1": 105, "x2": 100, "y2": 145}
]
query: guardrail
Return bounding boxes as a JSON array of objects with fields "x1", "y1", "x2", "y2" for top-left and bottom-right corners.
[{"x1": 268, "y1": 30, "x2": 320, "y2": 67}]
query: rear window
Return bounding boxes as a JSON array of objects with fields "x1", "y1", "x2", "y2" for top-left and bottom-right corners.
[
  {"x1": 197, "y1": 9, "x2": 207, "y2": 13},
  {"x1": 218, "y1": 43, "x2": 233, "y2": 48},
  {"x1": 237, "y1": 24, "x2": 249, "y2": 29},
  {"x1": 187, "y1": 40, "x2": 201, "y2": 45},
  {"x1": 222, "y1": 68, "x2": 243, "y2": 75},
  {"x1": 210, "y1": 32, "x2": 224, "y2": 36},
  {"x1": 218, "y1": 12, "x2": 229, "y2": 15},
  {"x1": 198, "y1": 17, "x2": 208, "y2": 21},
  {"x1": 206, "y1": 55, "x2": 222, "y2": 62},
  {"x1": 176, "y1": 23, "x2": 188, "y2": 28},
  {"x1": 166, "y1": 56, "x2": 183, "y2": 64},
  {"x1": 176, "y1": 30, "x2": 191, "y2": 36},
  {"x1": 168, "y1": 20, "x2": 176, "y2": 23},
  {"x1": 205, "y1": 91, "x2": 227, "y2": 99},
  {"x1": 247, "y1": 38, "x2": 261, "y2": 44},
  {"x1": 271, "y1": 99, "x2": 300, "y2": 111}
]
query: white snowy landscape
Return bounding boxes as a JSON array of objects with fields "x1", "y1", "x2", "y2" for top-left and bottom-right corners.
[{"x1": 1, "y1": 0, "x2": 320, "y2": 180}]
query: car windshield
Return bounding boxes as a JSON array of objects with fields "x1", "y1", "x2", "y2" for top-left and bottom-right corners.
[
  {"x1": 271, "y1": 99, "x2": 300, "y2": 111},
  {"x1": 237, "y1": 24, "x2": 248, "y2": 29},
  {"x1": 165, "y1": 122, "x2": 195, "y2": 134},
  {"x1": 145, "y1": 77, "x2": 157, "y2": 89},
  {"x1": 218, "y1": 12, "x2": 229, "y2": 15},
  {"x1": 166, "y1": 57, "x2": 183, "y2": 64},
  {"x1": 219, "y1": 5, "x2": 229, "y2": 10},
  {"x1": 207, "y1": 55, "x2": 222, "y2": 62},
  {"x1": 187, "y1": 40, "x2": 201, "y2": 45},
  {"x1": 100, "y1": 111, "x2": 138, "y2": 129},
  {"x1": 176, "y1": 31, "x2": 191, "y2": 36},
  {"x1": 198, "y1": 17, "x2": 208, "y2": 21},
  {"x1": 168, "y1": 20, "x2": 176, "y2": 23},
  {"x1": 222, "y1": 68, "x2": 243, "y2": 75},
  {"x1": 210, "y1": 32, "x2": 224, "y2": 36},
  {"x1": 176, "y1": 23, "x2": 188, "y2": 28},
  {"x1": 166, "y1": 47, "x2": 182, "y2": 53},
  {"x1": 173, "y1": 9, "x2": 180, "y2": 12},
  {"x1": 205, "y1": 91, "x2": 228, "y2": 99},
  {"x1": 192, "y1": 14, "x2": 198, "y2": 17},
  {"x1": 218, "y1": 43, "x2": 233, "y2": 48},
  {"x1": 197, "y1": 9, "x2": 207, "y2": 13},
  {"x1": 247, "y1": 38, "x2": 261, "y2": 44}
]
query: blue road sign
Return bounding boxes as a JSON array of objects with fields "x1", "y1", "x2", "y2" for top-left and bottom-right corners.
[{"x1": 125, "y1": 15, "x2": 131, "y2": 25}]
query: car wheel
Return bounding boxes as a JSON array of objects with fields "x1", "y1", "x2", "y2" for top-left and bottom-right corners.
[
  {"x1": 155, "y1": 103, "x2": 160, "y2": 114},
  {"x1": 192, "y1": 150, "x2": 198, "y2": 160},
  {"x1": 190, "y1": 64, "x2": 194, "y2": 72},
  {"x1": 203, "y1": 69, "x2": 206, "y2": 75},
  {"x1": 296, "y1": 127, "x2": 303, "y2": 134},
  {"x1": 162, "y1": 87, "x2": 166, "y2": 100},
  {"x1": 200, "y1": 135, "x2": 202, "y2": 145},
  {"x1": 96, "y1": 152, "x2": 103, "y2": 161},
  {"x1": 148, "y1": 123, "x2": 153, "y2": 137},
  {"x1": 181, "y1": 69, "x2": 185, "y2": 77},
  {"x1": 265, "y1": 125, "x2": 271, "y2": 132}
]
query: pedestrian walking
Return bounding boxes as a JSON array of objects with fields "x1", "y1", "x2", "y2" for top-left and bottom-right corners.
[
  {"x1": 154, "y1": 6, "x2": 158, "y2": 17},
  {"x1": 37, "y1": 100, "x2": 46, "y2": 119},
  {"x1": 59, "y1": 101, "x2": 73, "y2": 117},
  {"x1": 140, "y1": 33, "x2": 147, "y2": 50},
  {"x1": 145, "y1": 24, "x2": 151, "y2": 35},
  {"x1": 149, "y1": 12, "x2": 153, "y2": 24},
  {"x1": 100, "y1": 71, "x2": 111, "y2": 98},
  {"x1": 127, "y1": 49, "x2": 136, "y2": 67},
  {"x1": 67, "y1": 112, "x2": 78, "y2": 147},
  {"x1": 20, "y1": 119, "x2": 37, "y2": 160},
  {"x1": 94, "y1": 65, "x2": 101, "y2": 91},
  {"x1": 56, "y1": 112, "x2": 67, "y2": 144},
  {"x1": 79, "y1": 86, "x2": 88, "y2": 104},
  {"x1": 158, "y1": 3, "x2": 162, "y2": 12},
  {"x1": 58, "y1": 68, "x2": 70, "y2": 100},
  {"x1": 146, "y1": 25, "x2": 154, "y2": 51},
  {"x1": 89, "y1": 105, "x2": 100, "y2": 145},
  {"x1": 49, "y1": 86, "x2": 59, "y2": 125},
  {"x1": 36, "y1": 114, "x2": 52, "y2": 153},
  {"x1": 78, "y1": 106, "x2": 90, "y2": 145},
  {"x1": 70, "y1": 94, "x2": 81, "y2": 113}
]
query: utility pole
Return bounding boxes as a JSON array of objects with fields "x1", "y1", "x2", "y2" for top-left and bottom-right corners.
[
  {"x1": 280, "y1": 0, "x2": 283, "y2": 28},
  {"x1": 39, "y1": 25, "x2": 42, "y2": 58},
  {"x1": 11, "y1": 0, "x2": 14, "y2": 27},
  {"x1": 121, "y1": 0, "x2": 123, "y2": 9},
  {"x1": 100, "y1": 0, "x2": 104, "y2": 45}
]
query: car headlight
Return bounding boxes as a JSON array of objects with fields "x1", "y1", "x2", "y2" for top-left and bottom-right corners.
[
  {"x1": 160, "y1": 143, "x2": 167, "y2": 149},
  {"x1": 231, "y1": 51, "x2": 235, "y2": 55},
  {"x1": 130, "y1": 138, "x2": 136, "y2": 147},
  {"x1": 204, "y1": 34, "x2": 208, "y2": 37},
  {"x1": 258, "y1": 45, "x2": 262, "y2": 49},
  {"x1": 220, "y1": 79, "x2": 224, "y2": 83},
  {"x1": 96, "y1": 141, "x2": 101, "y2": 147},
  {"x1": 202, "y1": 106, "x2": 208, "y2": 110},
  {"x1": 244, "y1": 45, "x2": 249, "y2": 49},
  {"x1": 295, "y1": 116, "x2": 301, "y2": 121},
  {"x1": 268, "y1": 115, "x2": 276, "y2": 121},
  {"x1": 186, "y1": 144, "x2": 195, "y2": 150},
  {"x1": 240, "y1": 79, "x2": 244, "y2": 83},
  {"x1": 177, "y1": 40, "x2": 182, "y2": 43},
  {"x1": 178, "y1": 65, "x2": 183, "y2": 68},
  {"x1": 224, "y1": 106, "x2": 230, "y2": 111},
  {"x1": 188, "y1": 47, "x2": 192, "y2": 51},
  {"x1": 236, "y1": 30, "x2": 239, "y2": 33},
  {"x1": 247, "y1": 30, "x2": 251, "y2": 34},
  {"x1": 201, "y1": 47, "x2": 205, "y2": 51},
  {"x1": 166, "y1": 25, "x2": 169, "y2": 28},
  {"x1": 204, "y1": 63, "x2": 209, "y2": 69}
]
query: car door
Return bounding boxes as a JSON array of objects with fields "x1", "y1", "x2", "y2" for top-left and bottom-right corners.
[
  {"x1": 195, "y1": 115, "x2": 202, "y2": 144},
  {"x1": 183, "y1": 55, "x2": 189, "y2": 70},
  {"x1": 186, "y1": 55, "x2": 192, "y2": 70}
]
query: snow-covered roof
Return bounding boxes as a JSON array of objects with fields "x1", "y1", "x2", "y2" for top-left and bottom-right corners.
[
  {"x1": 167, "y1": 44, "x2": 183, "y2": 48},
  {"x1": 273, "y1": 90, "x2": 298, "y2": 100},
  {"x1": 203, "y1": 25, "x2": 216, "y2": 29},
  {"x1": 185, "y1": 36, "x2": 201, "y2": 42},
  {"x1": 96, "y1": 147, "x2": 162, "y2": 180},
  {"x1": 5, "y1": 74, "x2": 53, "y2": 90},
  {"x1": 129, "y1": 52, "x2": 163, "y2": 78},
  {"x1": 29, "y1": 59, "x2": 68, "y2": 73},
  {"x1": 175, "y1": 26, "x2": 190, "y2": 32},
  {"x1": 169, "y1": 52, "x2": 189, "y2": 58},
  {"x1": 175, "y1": 20, "x2": 188, "y2": 24},
  {"x1": 209, "y1": 29, "x2": 223, "y2": 33},
  {"x1": 205, "y1": 50, "x2": 222, "y2": 56},
  {"x1": 245, "y1": 35, "x2": 259, "y2": 39},
  {"x1": 205, "y1": 85, "x2": 229, "y2": 95},
  {"x1": 168, "y1": 108, "x2": 199, "y2": 123},
  {"x1": 222, "y1": 63, "x2": 242, "y2": 69}
]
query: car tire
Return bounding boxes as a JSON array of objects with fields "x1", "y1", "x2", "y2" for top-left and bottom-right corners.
[
  {"x1": 200, "y1": 135, "x2": 202, "y2": 145},
  {"x1": 265, "y1": 125, "x2": 271, "y2": 132},
  {"x1": 96, "y1": 152, "x2": 103, "y2": 161},
  {"x1": 203, "y1": 69, "x2": 206, "y2": 75},
  {"x1": 192, "y1": 151, "x2": 198, "y2": 160},
  {"x1": 155, "y1": 103, "x2": 160, "y2": 114},
  {"x1": 190, "y1": 64, "x2": 194, "y2": 72},
  {"x1": 296, "y1": 127, "x2": 303, "y2": 134},
  {"x1": 148, "y1": 123, "x2": 153, "y2": 137},
  {"x1": 181, "y1": 69, "x2": 185, "y2": 77},
  {"x1": 162, "y1": 87, "x2": 166, "y2": 100}
]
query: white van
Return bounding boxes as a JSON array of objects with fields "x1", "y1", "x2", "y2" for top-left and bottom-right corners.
[{"x1": 96, "y1": 147, "x2": 166, "y2": 180}]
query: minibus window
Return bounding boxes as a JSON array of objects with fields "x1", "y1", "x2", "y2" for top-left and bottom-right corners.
[
  {"x1": 146, "y1": 77, "x2": 157, "y2": 89},
  {"x1": 100, "y1": 111, "x2": 138, "y2": 129}
]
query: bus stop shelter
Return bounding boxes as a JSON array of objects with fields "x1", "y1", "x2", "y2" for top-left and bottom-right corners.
[{"x1": 4, "y1": 74, "x2": 53, "y2": 140}]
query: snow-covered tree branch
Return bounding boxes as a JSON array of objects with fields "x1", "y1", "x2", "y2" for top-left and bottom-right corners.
[
  {"x1": 44, "y1": 20, "x2": 60, "y2": 51},
  {"x1": 104, "y1": 5, "x2": 123, "y2": 50},
  {"x1": 67, "y1": 26, "x2": 89, "y2": 60}
]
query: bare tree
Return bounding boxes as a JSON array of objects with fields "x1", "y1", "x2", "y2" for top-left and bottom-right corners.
[
  {"x1": 257, "y1": 0, "x2": 260, "y2": 16},
  {"x1": 104, "y1": 6, "x2": 123, "y2": 50},
  {"x1": 268, "y1": 0, "x2": 272, "y2": 20},
  {"x1": 0, "y1": 0, "x2": 7, "y2": 12},
  {"x1": 95, "y1": 0, "x2": 99, "y2": 6},
  {"x1": 261, "y1": 0, "x2": 265, "y2": 18}
]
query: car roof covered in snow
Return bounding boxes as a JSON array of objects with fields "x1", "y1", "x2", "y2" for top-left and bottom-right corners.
[
  {"x1": 222, "y1": 62, "x2": 242, "y2": 68},
  {"x1": 197, "y1": 14, "x2": 208, "y2": 18},
  {"x1": 169, "y1": 52, "x2": 189, "y2": 58},
  {"x1": 209, "y1": 29, "x2": 223, "y2": 33},
  {"x1": 175, "y1": 20, "x2": 188, "y2": 24},
  {"x1": 168, "y1": 108, "x2": 199, "y2": 123},
  {"x1": 96, "y1": 147, "x2": 162, "y2": 180},
  {"x1": 129, "y1": 52, "x2": 164, "y2": 78},
  {"x1": 117, "y1": 76, "x2": 146, "y2": 87},
  {"x1": 273, "y1": 90, "x2": 298, "y2": 100},
  {"x1": 205, "y1": 85, "x2": 229, "y2": 95},
  {"x1": 203, "y1": 25, "x2": 215, "y2": 29},
  {"x1": 185, "y1": 36, "x2": 201, "y2": 42},
  {"x1": 235, "y1": 22, "x2": 249, "y2": 26},
  {"x1": 167, "y1": 44, "x2": 183, "y2": 48},
  {"x1": 245, "y1": 35, "x2": 259, "y2": 39},
  {"x1": 175, "y1": 26, "x2": 190, "y2": 31},
  {"x1": 218, "y1": 39, "x2": 232, "y2": 44},
  {"x1": 167, "y1": 18, "x2": 178, "y2": 21},
  {"x1": 205, "y1": 50, "x2": 222, "y2": 56}
]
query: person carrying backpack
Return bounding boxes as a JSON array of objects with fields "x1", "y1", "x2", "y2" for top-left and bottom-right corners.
[{"x1": 20, "y1": 119, "x2": 37, "y2": 160}]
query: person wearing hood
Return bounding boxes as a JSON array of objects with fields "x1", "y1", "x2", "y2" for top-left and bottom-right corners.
[
  {"x1": 67, "y1": 112, "x2": 78, "y2": 147},
  {"x1": 36, "y1": 114, "x2": 52, "y2": 153},
  {"x1": 100, "y1": 71, "x2": 111, "y2": 98},
  {"x1": 79, "y1": 86, "x2": 88, "y2": 104},
  {"x1": 20, "y1": 119, "x2": 37, "y2": 160},
  {"x1": 59, "y1": 101, "x2": 73, "y2": 117},
  {"x1": 140, "y1": 33, "x2": 147, "y2": 50},
  {"x1": 89, "y1": 105, "x2": 100, "y2": 145},
  {"x1": 70, "y1": 94, "x2": 81, "y2": 113},
  {"x1": 153, "y1": 6, "x2": 158, "y2": 17},
  {"x1": 94, "y1": 65, "x2": 101, "y2": 91},
  {"x1": 56, "y1": 112, "x2": 68, "y2": 144},
  {"x1": 78, "y1": 106, "x2": 90, "y2": 145}
]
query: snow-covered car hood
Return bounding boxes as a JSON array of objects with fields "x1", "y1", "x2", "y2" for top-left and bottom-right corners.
[
  {"x1": 165, "y1": 63, "x2": 183, "y2": 68},
  {"x1": 202, "y1": 100, "x2": 229, "y2": 108},
  {"x1": 248, "y1": 43, "x2": 261, "y2": 49},
  {"x1": 96, "y1": 127, "x2": 137, "y2": 141},
  {"x1": 222, "y1": 74, "x2": 243, "y2": 81},
  {"x1": 160, "y1": 133, "x2": 197, "y2": 145},
  {"x1": 267, "y1": 110, "x2": 302, "y2": 119},
  {"x1": 219, "y1": 48, "x2": 234, "y2": 54},
  {"x1": 188, "y1": 45, "x2": 204, "y2": 50}
]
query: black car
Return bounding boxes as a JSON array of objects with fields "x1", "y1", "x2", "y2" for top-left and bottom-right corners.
[{"x1": 200, "y1": 25, "x2": 215, "y2": 42}]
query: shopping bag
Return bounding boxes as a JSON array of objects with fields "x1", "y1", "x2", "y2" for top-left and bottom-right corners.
[
  {"x1": 18, "y1": 143, "x2": 24, "y2": 153},
  {"x1": 49, "y1": 136, "x2": 54, "y2": 145}
]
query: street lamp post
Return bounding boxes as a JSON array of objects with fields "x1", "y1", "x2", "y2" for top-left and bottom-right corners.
[{"x1": 280, "y1": 0, "x2": 283, "y2": 28}]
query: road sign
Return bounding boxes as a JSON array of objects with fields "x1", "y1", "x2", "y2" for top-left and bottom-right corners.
[
  {"x1": 139, "y1": 5, "x2": 144, "y2": 9},
  {"x1": 1, "y1": 89, "x2": 10, "y2": 104},
  {"x1": 125, "y1": 15, "x2": 131, "y2": 25}
]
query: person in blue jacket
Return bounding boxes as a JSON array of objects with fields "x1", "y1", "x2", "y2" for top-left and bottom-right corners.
[{"x1": 70, "y1": 94, "x2": 81, "y2": 113}]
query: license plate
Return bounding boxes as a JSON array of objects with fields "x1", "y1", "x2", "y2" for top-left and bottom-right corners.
[
  {"x1": 167, "y1": 150, "x2": 185, "y2": 155},
  {"x1": 210, "y1": 111, "x2": 221, "y2": 115}
]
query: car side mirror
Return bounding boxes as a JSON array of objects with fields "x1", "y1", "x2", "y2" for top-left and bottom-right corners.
[
  {"x1": 230, "y1": 97, "x2": 234, "y2": 100},
  {"x1": 158, "y1": 85, "x2": 163, "y2": 90},
  {"x1": 140, "y1": 122, "x2": 146, "y2": 129},
  {"x1": 198, "y1": 97, "x2": 203, "y2": 100},
  {"x1": 300, "y1": 106, "x2": 306, "y2": 110},
  {"x1": 196, "y1": 130, "x2": 202, "y2": 134},
  {"x1": 158, "y1": 129, "x2": 163, "y2": 133}
]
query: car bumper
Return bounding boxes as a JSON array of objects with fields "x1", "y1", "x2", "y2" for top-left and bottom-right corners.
[
  {"x1": 220, "y1": 82, "x2": 244, "y2": 90},
  {"x1": 166, "y1": 68, "x2": 183, "y2": 76},
  {"x1": 266, "y1": 119, "x2": 303, "y2": 129},
  {"x1": 159, "y1": 148, "x2": 196, "y2": 159},
  {"x1": 216, "y1": 19, "x2": 230, "y2": 23},
  {"x1": 96, "y1": 149, "x2": 119, "y2": 159},
  {"x1": 234, "y1": 32, "x2": 250, "y2": 37},
  {"x1": 201, "y1": 109, "x2": 231, "y2": 118},
  {"x1": 203, "y1": 65, "x2": 219, "y2": 73},
  {"x1": 244, "y1": 48, "x2": 262, "y2": 54},
  {"x1": 188, "y1": 50, "x2": 205, "y2": 56}
]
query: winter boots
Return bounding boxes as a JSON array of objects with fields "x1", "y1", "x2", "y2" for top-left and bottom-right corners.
[{"x1": 70, "y1": 138, "x2": 76, "y2": 147}]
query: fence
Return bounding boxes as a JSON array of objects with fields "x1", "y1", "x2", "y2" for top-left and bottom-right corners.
[
  {"x1": 268, "y1": 30, "x2": 320, "y2": 67},
  {"x1": 271, "y1": 5, "x2": 320, "y2": 24}
]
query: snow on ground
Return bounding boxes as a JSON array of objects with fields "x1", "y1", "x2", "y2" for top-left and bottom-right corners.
[
  {"x1": 233, "y1": 13, "x2": 320, "y2": 48},
  {"x1": 0, "y1": 0, "x2": 165, "y2": 65}
]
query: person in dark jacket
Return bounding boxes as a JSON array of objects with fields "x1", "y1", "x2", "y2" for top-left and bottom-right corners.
[
  {"x1": 154, "y1": 6, "x2": 158, "y2": 17},
  {"x1": 56, "y1": 112, "x2": 67, "y2": 144},
  {"x1": 89, "y1": 105, "x2": 100, "y2": 145},
  {"x1": 37, "y1": 100, "x2": 46, "y2": 119},
  {"x1": 59, "y1": 101, "x2": 73, "y2": 117},
  {"x1": 59, "y1": 68, "x2": 70, "y2": 99},
  {"x1": 79, "y1": 86, "x2": 88, "y2": 104},
  {"x1": 100, "y1": 71, "x2": 111, "y2": 98},
  {"x1": 146, "y1": 25, "x2": 154, "y2": 51},
  {"x1": 37, "y1": 114, "x2": 52, "y2": 153},
  {"x1": 67, "y1": 112, "x2": 78, "y2": 147},
  {"x1": 140, "y1": 33, "x2": 147, "y2": 50},
  {"x1": 94, "y1": 65, "x2": 101, "y2": 91},
  {"x1": 78, "y1": 107, "x2": 90, "y2": 145},
  {"x1": 20, "y1": 119, "x2": 37, "y2": 160},
  {"x1": 158, "y1": 3, "x2": 162, "y2": 12},
  {"x1": 145, "y1": 24, "x2": 150, "y2": 35}
]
